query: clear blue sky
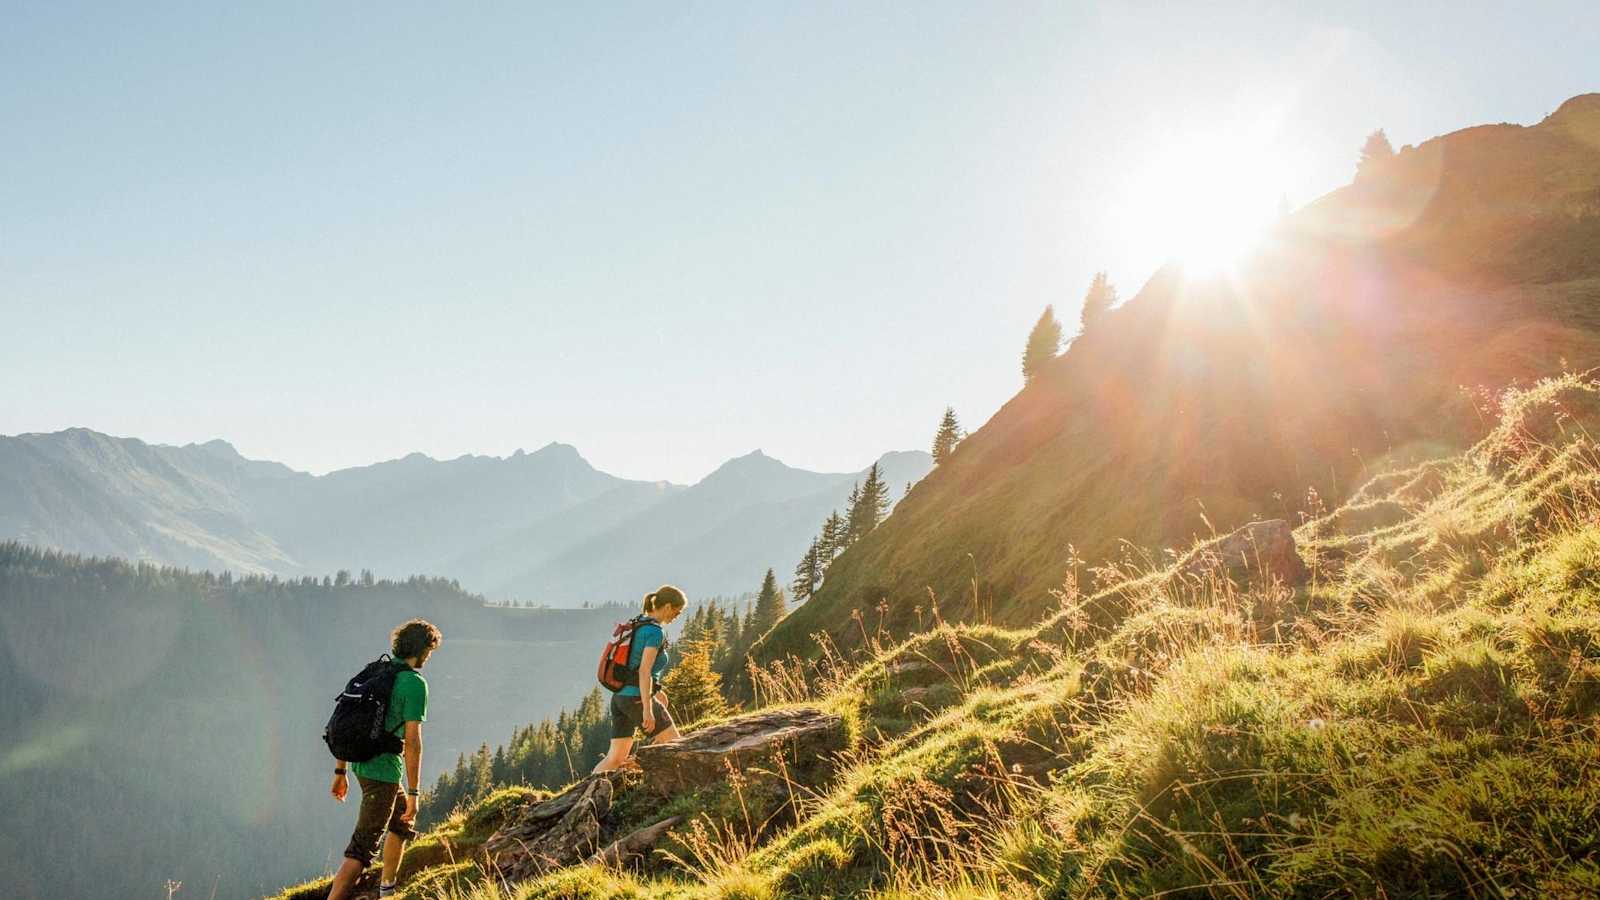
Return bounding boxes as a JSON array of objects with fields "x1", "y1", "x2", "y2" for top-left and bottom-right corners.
[{"x1": 3, "y1": 2, "x2": 1594, "y2": 483}]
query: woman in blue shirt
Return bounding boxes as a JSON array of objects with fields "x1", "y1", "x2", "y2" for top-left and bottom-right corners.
[{"x1": 592, "y1": 585, "x2": 687, "y2": 773}]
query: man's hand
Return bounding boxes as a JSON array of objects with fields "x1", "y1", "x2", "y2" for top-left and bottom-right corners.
[
  {"x1": 642, "y1": 709, "x2": 656, "y2": 734},
  {"x1": 401, "y1": 792, "x2": 418, "y2": 825},
  {"x1": 654, "y1": 690, "x2": 669, "y2": 708},
  {"x1": 331, "y1": 772, "x2": 348, "y2": 802}
]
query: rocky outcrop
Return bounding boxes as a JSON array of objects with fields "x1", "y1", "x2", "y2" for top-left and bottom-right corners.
[
  {"x1": 635, "y1": 706, "x2": 848, "y2": 795},
  {"x1": 587, "y1": 815, "x2": 684, "y2": 868},
  {"x1": 1179, "y1": 519, "x2": 1308, "y2": 586},
  {"x1": 482, "y1": 774, "x2": 615, "y2": 880}
]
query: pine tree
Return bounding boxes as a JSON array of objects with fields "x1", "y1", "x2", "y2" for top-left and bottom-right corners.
[
  {"x1": 682, "y1": 605, "x2": 707, "y2": 645},
  {"x1": 1079, "y1": 272, "x2": 1117, "y2": 334},
  {"x1": 471, "y1": 744, "x2": 494, "y2": 800},
  {"x1": 1358, "y1": 129, "x2": 1394, "y2": 179},
  {"x1": 840, "y1": 485, "x2": 861, "y2": 548},
  {"x1": 661, "y1": 640, "x2": 728, "y2": 727},
  {"x1": 1022, "y1": 305, "x2": 1063, "y2": 384},
  {"x1": 726, "y1": 606, "x2": 744, "y2": 654},
  {"x1": 932, "y1": 407, "x2": 963, "y2": 465},
  {"x1": 847, "y1": 463, "x2": 891, "y2": 544},
  {"x1": 751, "y1": 568, "x2": 786, "y2": 638},
  {"x1": 818, "y1": 510, "x2": 846, "y2": 565},
  {"x1": 793, "y1": 538, "x2": 823, "y2": 604}
]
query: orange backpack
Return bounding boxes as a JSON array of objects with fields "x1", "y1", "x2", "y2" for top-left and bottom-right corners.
[{"x1": 597, "y1": 616, "x2": 651, "y2": 692}]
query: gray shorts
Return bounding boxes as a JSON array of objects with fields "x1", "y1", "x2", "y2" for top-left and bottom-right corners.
[{"x1": 609, "y1": 692, "x2": 674, "y2": 740}]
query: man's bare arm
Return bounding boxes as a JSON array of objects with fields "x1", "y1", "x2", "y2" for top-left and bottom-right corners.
[{"x1": 402, "y1": 721, "x2": 423, "y2": 819}]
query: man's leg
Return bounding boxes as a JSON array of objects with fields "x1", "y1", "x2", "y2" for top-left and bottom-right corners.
[
  {"x1": 331, "y1": 776, "x2": 392, "y2": 900},
  {"x1": 381, "y1": 831, "x2": 406, "y2": 886},
  {"x1": 325, "y1": 857, "x2": 364, "y2": 900},
  {"x1": 378, "y1": 788, "x2": 417, "y2": 894}
]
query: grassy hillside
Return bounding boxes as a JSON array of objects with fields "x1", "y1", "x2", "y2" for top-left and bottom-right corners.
[
  {"x1": 762, "y1": 94, "x2": 1600, "y2": 658},
  {"x1": 271, "y1": 372, "x2": 1600, "y2": 898}
]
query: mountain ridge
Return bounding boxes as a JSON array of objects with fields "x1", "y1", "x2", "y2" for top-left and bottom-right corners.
[
  {"x1": 0, "y1": 426, "x2": 930, "y2": 603},
  {"x1": 760, "y1": 91, "x2": 1600, "y2": 660}
]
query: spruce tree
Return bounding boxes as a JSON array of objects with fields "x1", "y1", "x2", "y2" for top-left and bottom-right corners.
[
  {"x1": 1022, "y1": 304, "x2": 1063, "y2": 384},
  {"x1": 1358, "y1": 129, "x2": 1394, "y2": 179},
  {"x1": 662, "y1": 641, "x2": 728, "y2": 727},
  {"x1": 819, "y1": 510, "x2": 846, "y2": 564},
  {"x1": 1079, "y1": 272, "x2": 1117, "y2": 334},
  {"x1": 793, "y1": 538, "x2": 823, "y2": 604},
  {"x1": 932, "y1": 407, "x2": 963, "y2": 465},
  {"x1": 847, "y1": 463, "x2": 891, "y2": 543},
  {"x1": 841, "y1": 485, "x2": 861, "y2": 547},
  {"x1": 751, "y1": 568, "x2": 786, "y2": 638}
]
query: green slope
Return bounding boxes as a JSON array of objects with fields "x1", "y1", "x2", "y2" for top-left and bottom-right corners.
[{"x1": 275, "y1": 372, "x2": 1600, "y2": 899}]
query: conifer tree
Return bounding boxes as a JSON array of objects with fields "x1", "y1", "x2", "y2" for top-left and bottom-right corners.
[
  {"x1": 819, "y1": 510, "x2": 846, "y2": 564},
  {"x1": 661, "y1": 640, "x2": 728, "y2": 726},
  {"x1": 751, "y1": 568, "x2": 786, "y2": 638},
  {"x1": 1358, "y1": 129, "x2": 1395, "y2": 179},
  {"x1": 682, "y1": 605, "x2": 707, "y2": 645},
  {"x1": 793, "y1": 538, "x2": 823, "y2": 603},
  {"x1": 932, "y1": 407, "x2": 963, "y2": 465},
  {"x1": 1022, "y1": 305, "x2": 1063, "y2": 384},
  {"x1": 840, "y1": 485, "x2": 861, "y2": 547},
  {"x1": 847, "y1": 463, "x2": 891, "y2": 543},
  {"x1": 1079, "y1": 272, "x2": 1117, "y2": 333}
]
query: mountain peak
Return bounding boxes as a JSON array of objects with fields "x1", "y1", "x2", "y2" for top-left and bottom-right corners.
[
  {"x1": 193, "y1": 438, "x2": 241, "y2": 459},
  {"x1": 1546, "y1": 92, "x2": 1600, "y2": 123}
]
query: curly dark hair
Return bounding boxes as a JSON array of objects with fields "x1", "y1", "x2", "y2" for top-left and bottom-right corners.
[{"x1": 391, "y1": 618, "x2": 442, "y2": 659}]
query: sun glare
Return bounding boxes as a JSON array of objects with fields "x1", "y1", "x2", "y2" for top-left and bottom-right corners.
[{"x1": 1118, "y1": 132, "x2": 1293, "y2": 277}]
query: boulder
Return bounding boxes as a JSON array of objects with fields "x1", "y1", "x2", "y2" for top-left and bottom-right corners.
[
  {"x1": 1179, "y1": 519, "x2": 1308, "y2": 586},
  {"x1": 482, "y1": 774, "x2": 614, "y2": 880},
  {"x1": 634, "y1": 706, "x2": 847, "y2": 795}
]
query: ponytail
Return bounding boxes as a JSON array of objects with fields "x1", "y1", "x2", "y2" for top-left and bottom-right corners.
[{"x1": 642, "y1": 584, "x2": 687, "y2": 616}]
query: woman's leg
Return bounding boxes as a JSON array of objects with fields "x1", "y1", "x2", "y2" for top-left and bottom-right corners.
[
  {"x1": 646, "y1": 695, "x2": 680, "y2": 744},
  {"x1": 592, "y1": 736, "x2": 634, "y2": 774}
]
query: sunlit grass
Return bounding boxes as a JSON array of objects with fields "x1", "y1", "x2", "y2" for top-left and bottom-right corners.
[{"x1": 296, "y1": 374, "x2": 1600, "y2": 899}]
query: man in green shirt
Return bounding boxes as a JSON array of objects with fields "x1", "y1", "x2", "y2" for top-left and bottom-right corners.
[{"x1": 328, "y1": 618, "x2": 441, "y2": 900}]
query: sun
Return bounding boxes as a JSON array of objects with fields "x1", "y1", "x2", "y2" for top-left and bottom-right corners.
[{"x1": 1117, "y1": 132, "x2": 1292, "y2": 276}]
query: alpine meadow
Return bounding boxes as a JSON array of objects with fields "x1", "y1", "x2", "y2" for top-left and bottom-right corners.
[{"x1": 2, "y1": 6, "x2": 1598, "y2": 900}]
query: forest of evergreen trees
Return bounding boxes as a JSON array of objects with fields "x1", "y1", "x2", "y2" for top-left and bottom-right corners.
[{"x1": 0, "y1": 542, "x2": 621, "y2": 899}]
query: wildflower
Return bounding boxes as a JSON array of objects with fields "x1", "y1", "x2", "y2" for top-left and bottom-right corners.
[
  {"x1": 1307, "y1": 717, "x2": 1326, "y2": 731},
  {"x1": 1286, "y1": 812, "x2": 1304, "y2": 829}
]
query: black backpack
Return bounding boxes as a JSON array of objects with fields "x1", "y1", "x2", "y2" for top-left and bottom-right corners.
[{"x1": 323, "y1": 655, "x2": 407, "y2": 762}]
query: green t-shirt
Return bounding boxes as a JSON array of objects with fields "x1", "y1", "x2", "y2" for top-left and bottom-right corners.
[{"x1": 350, "y1": 666, "x2": 428, "y2": 785}]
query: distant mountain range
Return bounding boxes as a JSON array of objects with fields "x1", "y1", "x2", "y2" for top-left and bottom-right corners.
[{"x1": 0, "y1": 429, "x2": 931, "y2": 602}]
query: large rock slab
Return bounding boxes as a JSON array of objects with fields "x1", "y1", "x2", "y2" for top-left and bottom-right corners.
[
  {"x1": 482, "y1": 774, "x2": 614, "y2": 880},
  {"x1": 634, "y1": 706, "x2": 847, "y2": 795},
  {"x1": 1179, "y1": 519, "x2": 1308, "y2": 586}
]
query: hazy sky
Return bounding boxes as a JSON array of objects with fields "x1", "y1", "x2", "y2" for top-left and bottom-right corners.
[{"x1": 4, "y1": 3, "x2": 1595, "y2": 484}]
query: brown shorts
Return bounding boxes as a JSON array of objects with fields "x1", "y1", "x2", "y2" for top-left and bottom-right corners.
[{"x1": 343, "y1": 776, "x2": 418, "y2": 865}]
